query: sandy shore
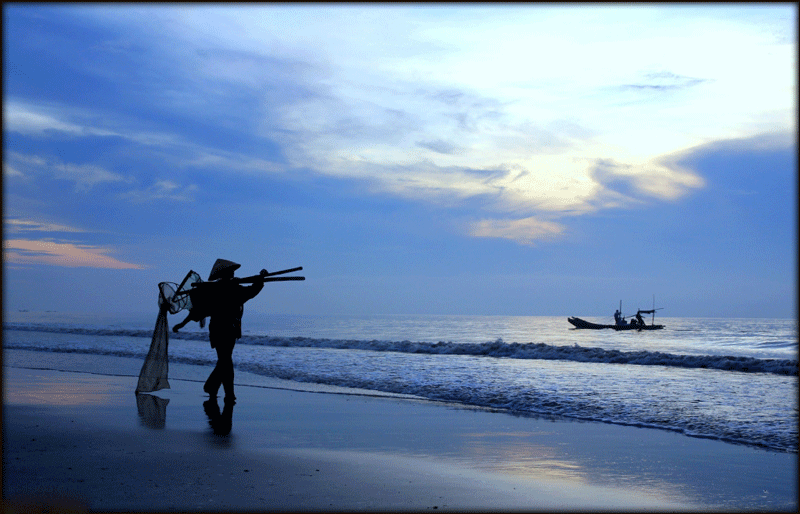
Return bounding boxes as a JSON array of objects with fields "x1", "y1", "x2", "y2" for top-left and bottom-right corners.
[{"x1": 3, "y1": 355, "x2": 797, "y2": 511}]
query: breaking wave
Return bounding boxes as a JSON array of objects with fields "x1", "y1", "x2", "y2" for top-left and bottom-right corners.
[{"x1": 4, "y1": 323, "x2": 797, "y2": 376}]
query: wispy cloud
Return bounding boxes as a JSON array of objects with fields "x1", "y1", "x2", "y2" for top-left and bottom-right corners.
[
  {"x1": 4, "y1": 100, "x2": 182, "y2": 147},
  {"x1": 5, "y1": 218, "x2": 89, "y2": 233},
  {"x1": 6, "y1": 151, "x2": 130, "y2": 191},
  {"x1": 4, "y1": 239, "x2": 145, "y2": 269},
  {"x1": 416, "y1": 139, "x2": 460, "y2": 155},
  {"x1": 5, "y1": 101, "x2": 286, "y2": 179},
  {"x1": 470, "y1": 217, "x2": 565, "y2": 246},
  {"x1": 3, "y1": 217, "x2": 145, "y2": 269},
  {"x1": 620, "y1": 71, "x2": 708, "y2": 91},
  {"x1": 181, "y1": 151, "x2": 285, "y2": 175},
  {"x1": 590, "y1": 157, "x2": 705, "y2": 203},
  {"x1": 4, "y1": 101, "x2": 110, "y2": 137},
  {"x1": 56, "y1": 162, "x2": 131, "y2": 191},
  {"x1": 122, "y1": 180, "x2": 199, "y2": 203},
  {"x1": 3, "y1": 163, "x2": 24, "y2": 179}
]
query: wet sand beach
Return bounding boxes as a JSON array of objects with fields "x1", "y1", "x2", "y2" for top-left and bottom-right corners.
[{"x1": 2, "y1": 354, "x2": 797, "y2": 512}]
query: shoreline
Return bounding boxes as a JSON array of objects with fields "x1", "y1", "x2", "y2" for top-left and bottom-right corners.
[{"x1": 3, "y1": 355, "x2": 798, "y2": 511}]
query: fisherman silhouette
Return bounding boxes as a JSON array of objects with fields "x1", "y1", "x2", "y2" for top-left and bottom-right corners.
[{"x1": 201, "y1": 259, "x2": 266, "y2": 403}]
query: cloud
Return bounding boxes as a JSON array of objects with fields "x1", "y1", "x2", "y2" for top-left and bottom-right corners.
[
  {"x1": 5, "y1": 218, "x2": 89, "y2": 233},
  {"x1": 4, "y1": 101, "x2": 182, "y2": 147},
  {"x1": 590, "y1": 156, "x2": 705, "y2": 203},
  {"x1": 470, "y1": 217, "x2": 566, "y2": 246},
  {"x1": 5, "y1": 101, "x2": 286, "y2": 180},
  {"x1": 5, "y1": 103, "x2": 92, "y2": 136},
  {"x1": 182, "y1": 151, "x2": 285, "y2": 175},
  {"x1": 55, "y1": 162, "x2": 131, "y2": 191},
  {"x1": 674, "y1": 131, "x2": 797, "y2": 156},
  {"x1": 122, "y1": 180, "x2": 199, "y2": 203},
  {"x1": 3, "y1": 239, "x2": 145, "y2": 269},
  {"x1": 3, "y1": 163, "x2": 24, "y2": 178},
  {"x1": 620, "y1": 71, "x2": 708, "y2": 91},
  {"x1": 5, "y1": 101, "x2": 119, "y2": 138},
  {"x1": 6, "y1": 151, "x2": 130, "y2": 191},
  {"x1": 9, "y1": 5, "x2": 791, "y2": 249},
  {"x1": 416, "y1": 139, "x2": 459, "y2": 155},
  {"x1": 3, "y1": 217, "x2": 144, "y2": 269}
]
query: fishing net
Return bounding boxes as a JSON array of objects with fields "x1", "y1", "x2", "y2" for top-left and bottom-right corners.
[{"x1": 135, "y1": 271, "x2": 203, "y2": 393}]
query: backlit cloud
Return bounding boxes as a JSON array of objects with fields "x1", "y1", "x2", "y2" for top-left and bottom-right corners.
[
  {"x1": 8, "y1": 5, "x2": 795, "y2": 246},
  {"x1": 4, "y1": 239, "x2": 144, "y2": 269},
  {"x1": 4, "y1": 217, "x2": 144, "y2": 269},
  {"x1": 470, "y1": 217, "x2": 566, "y2": 246}
]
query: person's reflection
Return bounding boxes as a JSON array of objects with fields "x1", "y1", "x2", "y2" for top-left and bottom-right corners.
[
  {"x1": 203, "y1": 397, "x2": 235, "y2": 436},
  {"x1": 136, "y1": 393, "x2": 170, "y2": 429}
]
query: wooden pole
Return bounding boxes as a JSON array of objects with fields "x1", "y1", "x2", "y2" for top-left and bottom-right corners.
[{"x1": 237, "y1": 276, "x2": 304, "y2": 284}]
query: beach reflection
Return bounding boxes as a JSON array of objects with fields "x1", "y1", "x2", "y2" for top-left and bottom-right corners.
[
  {"x1": 204, "y1": 397, "x2": 235, "y2": 437},
  {"x1": 135, "y1": 393, "x2": 170, "y2": 429},
  {"x1": 4, "y1": 368, "x2": 124, "y2": 406},
  {"x1": 461, "y1": 431, "x2": 585, "y2": 482},
  {"x1": 460, "y1": 428, "x2": 697, "y2": 506}
]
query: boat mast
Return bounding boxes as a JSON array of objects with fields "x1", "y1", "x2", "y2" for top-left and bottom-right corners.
[{"x1": 652, "y1": 295, "x2": 655, "y2": 325}]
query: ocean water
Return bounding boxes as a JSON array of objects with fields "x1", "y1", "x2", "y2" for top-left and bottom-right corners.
[{"x1": 3, "y1": 311, "x2": 797, "y2": 453}]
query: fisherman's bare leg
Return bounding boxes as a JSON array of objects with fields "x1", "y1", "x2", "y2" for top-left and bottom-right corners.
[
  {"x1": 217, "y1": 339, "x2": 236, "y2": 402},
  {"x1": 204, "y1": 338, "x2": 235, "y2": 400}
]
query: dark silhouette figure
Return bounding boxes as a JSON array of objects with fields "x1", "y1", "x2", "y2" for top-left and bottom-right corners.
[
  {"x1": 172, "y1": 309, "x2": 204, "y2": 332},
  {"x1": 204, "y1": 397, "x2": 235, "y2": 436},
  {"x1": 201, "y1": 259, "x2": 265, "y2": 402}
]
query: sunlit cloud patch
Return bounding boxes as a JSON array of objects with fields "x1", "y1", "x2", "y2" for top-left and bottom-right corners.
[
  {"x1": 470, "y1": 217, "x2": 566, "y2": 246},
  {"x1": 3, "y1": 239, "x2": 144, "y2": 269},
  {"x1": 4, "y1": 218, "x2": 144, "y2": 270}
]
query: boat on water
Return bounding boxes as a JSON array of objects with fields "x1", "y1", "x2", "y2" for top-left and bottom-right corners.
[
  {"x1": 568, "y1": 314, "x2": 663, "y2": 330},
  {"x1": 569, "y1": 301, "x2": 664, "y2": 330}
]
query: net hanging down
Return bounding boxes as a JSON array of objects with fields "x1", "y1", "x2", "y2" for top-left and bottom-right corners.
[{"x1": 135, "y1": 271, "x2": 203, "y2": 394}]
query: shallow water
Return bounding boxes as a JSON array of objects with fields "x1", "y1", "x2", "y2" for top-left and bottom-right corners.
[{"x1": 3, "y1": 312, "x2": 797, "y2": 452}]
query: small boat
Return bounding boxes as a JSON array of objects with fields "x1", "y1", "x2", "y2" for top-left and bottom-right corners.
[
  {"x1": 568, "y1": 316, "x2": 663, "y2": 330},
  {"x1": 569, "y1": 300, "x2": 664, "y2": 330}
]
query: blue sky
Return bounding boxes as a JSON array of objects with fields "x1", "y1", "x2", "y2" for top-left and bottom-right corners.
[{"x1": 3, "y1": 4, "x2": 796, "y2": 318}]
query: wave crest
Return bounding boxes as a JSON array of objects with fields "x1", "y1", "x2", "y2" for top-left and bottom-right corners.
[{"x1": 5, "y1": 323, "x2": 796, "y2": 376}]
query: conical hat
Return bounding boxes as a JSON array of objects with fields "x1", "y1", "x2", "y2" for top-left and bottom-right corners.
[{"x1": 209, "y1": 258, "x2": 240, "y2": 280}]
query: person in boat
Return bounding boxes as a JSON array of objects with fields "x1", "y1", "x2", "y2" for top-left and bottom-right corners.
[
  {"x1": 614, "y1": 309, "x2": 626, "y2": 326},
  {"x1": 201, "y1": 259, "x2": 266, "y2": 403},
  {"x1": 634, "y1": 311, "x2": 645, "y2": 326}
]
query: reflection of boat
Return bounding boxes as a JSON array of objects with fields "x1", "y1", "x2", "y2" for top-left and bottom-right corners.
[{"x1": 568, "y1": 315, "x2": 663, "y2": 330}]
